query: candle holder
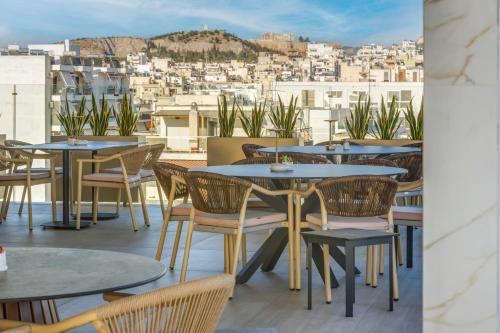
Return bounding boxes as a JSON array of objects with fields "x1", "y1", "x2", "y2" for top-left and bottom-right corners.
[
  {"x1": 324, "y1": 119, "x2": 336, "y2": 151},
  {"x1": 269, "y1": 129, "x2": 292, "y2": 172}
]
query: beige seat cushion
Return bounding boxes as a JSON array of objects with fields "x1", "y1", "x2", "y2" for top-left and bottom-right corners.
[
  {"x1": 83, "y1": 173, "x2": 141, "y2": 183},
  {"x1": 194, "y1": 209, "x2": 287, "y2": 228},
  {"x1": 306, "y1": 213, "x2": 389, "y2": 230},
  {"x1": 14, "y1": 167, "x2": 63, "y2": 174},
  {"x1": 104, "y1": 167, "x2": 154, "y2": 179},
  {"x1": 247, "y1": 197, "x2": 270, "y2": 208},
  {"x1": 171, "y1": 202, "x2": 192, "y2": 216},
  {"x1": 0, "y1": 172, "x2": 50, "y2": 181}
]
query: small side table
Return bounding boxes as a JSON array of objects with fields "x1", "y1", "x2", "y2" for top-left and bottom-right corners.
[{"x1": 302, "y1": 228, "x2": 397, "y2": 317}]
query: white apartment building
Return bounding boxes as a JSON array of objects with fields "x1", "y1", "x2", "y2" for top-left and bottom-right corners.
[
  {"x1": 307, "y1": 43, "x2": 334, "y2": 58},
  {"x1": 28, "y1": 39, "x2": 80, "y2": 57},
  {"x1": 273, "y1": 81, "x2": 423, "y2": 142}
]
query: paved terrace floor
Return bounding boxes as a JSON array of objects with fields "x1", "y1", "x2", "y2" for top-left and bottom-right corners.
[{"x1": 0, "y1": 202, "x2": 422, "y2": 333}]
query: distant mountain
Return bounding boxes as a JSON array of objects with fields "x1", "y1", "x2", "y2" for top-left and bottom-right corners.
[{"x1": 71, "y1": 30, "x2": 276, "y2": 62}]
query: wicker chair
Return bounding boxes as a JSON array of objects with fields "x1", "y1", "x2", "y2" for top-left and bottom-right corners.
[
  {"x1": 153, "y1": 162, "x2": 190, "y2": 270},
  {"x1": 296, "y1": 175, "x2": 399, "y2": 302},
  {"x1": 0, "y1": 274, "x2": 234, "y2": 333},
  {"x1": 385, "y1": 152, "x2": 422, "y2": 190},
  {"x1": 241, "y1": 144, "x2": 265, "y2": 158},
  {"x1": 105, "y1": 144, "x2": 166, "y2": 218},
  {"x1": 345, "y1": 158, "x2": 398, "y2": 167},
  {"x1": 0, "y1": 146, "x2": 58, "y2": 230},
  {"x1": 277, "y1": 152, "x2": 331, "y2": 165},
  {"x1": 75, "y1": 146, "x2": 150, "y2": 231},
  {"x1": 180, "y1": 171, "x2": 296, "y2": 291},
  {"x1": 1, "y1": 140, "x2": 62, "y2": 218}
]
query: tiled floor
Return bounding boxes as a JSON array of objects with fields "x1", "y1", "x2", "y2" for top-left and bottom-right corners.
[{"x1": 0, "y1": 202, "x2": 422, "y2": 333}]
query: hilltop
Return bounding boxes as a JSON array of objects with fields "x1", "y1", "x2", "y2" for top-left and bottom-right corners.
[{"x1": 71, "y1": 30, "x2": 276, "y2": 62}]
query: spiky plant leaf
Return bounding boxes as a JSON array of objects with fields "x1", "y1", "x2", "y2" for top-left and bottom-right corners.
[
  {"x1": 56, "y1": 95, "x2": 89, "y2": 137},
  {"x1": 114, "y1": 94, "x2": 139, "y2": 136},
  {"x1": 403, "y1": 97, "x2": 423, "y2": 140},
  {"x1": 88, "y1": 93, "x2": 111, "y2": 136},
  {"x1": 217, "y1": 95, "x2": 238, "y2": 137},
  {"x1": 269, "y1": 95, "x2": 298, "y2": 138},
  {"x1": 344, "y1": 95, "x2": 371, "y2": 139},
  {"x1": 239, "y1": 99, "x2": 266, "y2": 138},
  {"x1": 373, "y1": 95, "x2": 402, "y2": 139}
]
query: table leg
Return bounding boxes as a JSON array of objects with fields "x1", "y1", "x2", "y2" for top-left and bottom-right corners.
[
  {"x1": 307, "y1": 241, "x2": 312, "y2": 310},
  {"x1": 42, "y1": 151, "x2": 90, "y2": 229},
  {"x1": 345, "y1": 243, "x2": 355, "y2": 317},
  {"x1": 407, "y1": 226, "x2": 414, "y2": 268},
  {"x1": 389, "y1": 239, "x2": 394, "y2": 311},
  {"x1": 1, "y1": 300, "x2": 59, "y2": 324},
  {"x1": 260, "y1": 231, "x2": 288, "y2": 272}
]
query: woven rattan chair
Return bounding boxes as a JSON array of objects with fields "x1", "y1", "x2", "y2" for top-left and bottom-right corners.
[
  {"x1": 0, "y1": 146, "x2": 58, "y2": 230},
  {"x1": 180, "y1": 171, "x2": 296, "y2": 291},
  {"x1": 1, "y1": 140, "x2": 62, "y2": 218},
  {"x1": 153, "y1": 161, "x2": 190, "y2": 270},
  {"x1": 241, "y1": 143, "x2": 265, "y2": 158},
  {"x1": 75, "y1": 146, "x2": 150, "y2": 231},
  {"x1": 385, "y1": 152, "x2": 422, "y2": 191},
  {"x1": 345, "y1": 158, "x2": 398, "y2": 167},
  {"x1": 277, "y1": 152, "x2": 331, "y2": 165},
  {"x1": 296, "y1": 175, "x2": 399, "y2": 302},
  {"x1": 0, "y1": 274, "x2": 234, "y2": 333},
  {"x1": 105, "y1": 144, "x2": 166, "y2": 218}
]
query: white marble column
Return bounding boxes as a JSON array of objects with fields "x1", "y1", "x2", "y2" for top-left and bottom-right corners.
[{"x1": 424, "y1": 0, "x2": 498, "y2": 332}]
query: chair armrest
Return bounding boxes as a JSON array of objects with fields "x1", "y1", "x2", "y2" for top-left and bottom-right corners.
[
  {"x1": 103, "y1": 291, "x2": 134, "y2": 302},
  {"x1": 76, "y1": 153, "x2": 121, "y2": 165},
  {"x1": 299, "y1": 185, "x2": 316, "y2": 199},
  {"x1": 397, "y1": 179, "x2": 422, "y2": 192},
  {"x1": 0, "y1": 320, "x2": 34, "y2": 332},
  {"x1": 171, "y1": 174, "x2": 186, "y2": 185},
  {"x1": 251, "y1": 184, "x2": 295, "y2": 196}
]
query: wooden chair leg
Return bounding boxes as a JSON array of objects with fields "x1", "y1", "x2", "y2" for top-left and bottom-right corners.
[
  {"x1": 115, "y1": 189, "x2": 121, "y2": 215},
  {"x1": 179, "y1": 216, "x2": 194, "y2": 283},
  {"x1": 18, "y1": 186, "x2": 26, "y2": 215},
  {"x1": 27, "y1": 185, "x2": 33, "y2": 231},
  {"x1": 1, "y1": 185, "x2": 13, "y2": 219},
  {"x1": 322, "y1": 244, "x2": 332, "y2": 304},
  {"x1": 371, "y1": 245, "x2": 378, "y2": 288},
  {"x1": 227, "y1": 235, "x2": 234, "y2": 268},
  {"x1": 92, "y1": 187, "x2": 99, "y2": 225},
  {"x1": 76, "y1": 172, "x2": 82, "y2": 231},
  {"x1": 241, "y1": 235, "x2": 247, "y2": 267},
  {"x1": 124, "y1": 183, "x2": 138, "y2": 232},
  {"x1": 138, "y1": 185, "x2": 150, "y2": 226},
  {"x1": 170, "y1": 221, "x2": 184, "y2": 270},
  {"x1": 287, "y1": 193, "x2": 294, "y2": 291},
  {"x1": 231, "y1": 231, "x2": 243, "y2": 276},
  {"x1": 155, "y1": 207, "x2": 172, "y2": 261},
  {"x1": 392, "y1": 241, "x2": 400, "y2": 300},
  {"x1": 1, "y1": 186, "x2": 9, "y2": 220},
  {"x1": 378, "y1": 245, "x2": 385, "y2": 275},
  {"x1": 156, "y1": 180, "x2": 165, "y2": 221},
  {"x1": 294, "y1": 193, "x2": 301, "y2": 290},
  {"x1": 365, "y1": 246, "x2": 372, "y2": 286}
]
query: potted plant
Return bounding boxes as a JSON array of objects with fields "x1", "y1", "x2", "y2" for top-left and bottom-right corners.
[
  {"x1": 372, "y1": 95, "x2": 402, "y2": 140},
  {"x1": 56, "y1": 96, "x2": 90, "y2": 139},
  {"x1": 217, "y1": 95, "x2": 238, "y2": 137},
  {"x1": 88, "y1": 93, "x2": 112, "y2": 136},
  {"x1": 345, "y1": 95, "x2": 371, "y2": 140},
  {"x1": 114, "y1": 94, "x2": 139, "y2": 136},
  {"x1": 239, "y1": 100, "x2": 266, "y2": 138},
  {"x1": 404, "y1": 98, "x2": 423, "y2": 140},
  {"x1": 269, "y1": 95, "x2": 299, "y2": 138}
]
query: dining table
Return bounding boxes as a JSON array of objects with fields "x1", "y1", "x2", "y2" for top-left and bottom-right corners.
[
  {"x1": 17, "y1": 141, "x2": 139, "y2": 229},
  {"x1": 190, "y1": 163, "x2": 407, "y2": 288},
  {"x1": 0, "y1": 247, "x2": 166, "y2": 324}
]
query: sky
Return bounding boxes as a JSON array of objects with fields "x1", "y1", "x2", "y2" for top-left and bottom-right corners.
[{"x1": 0, "y1": 0, "x2": 423, "y2": 46}]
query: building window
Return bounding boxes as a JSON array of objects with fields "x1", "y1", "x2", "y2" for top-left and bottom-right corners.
[
  {"x1": 301, "y1": 90, "x2": 315, "y2": 107},
  {"x1": 326, "y1": 90, "x2": 342, "y2": 98},
  {"x1": 350, "y1": 91, "x2": 367, "y2": 102},
  {"x1": 384, "y1": 72, "x2": 389, "y2": 82}
]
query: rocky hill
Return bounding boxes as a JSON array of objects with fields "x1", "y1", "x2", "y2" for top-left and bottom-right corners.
[{"x1": 71, "y1": 30, "x2": 276, "y2": 62}]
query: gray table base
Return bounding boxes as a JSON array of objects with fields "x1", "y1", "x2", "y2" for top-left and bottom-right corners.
[
  {"x1": 71, "y1": 212, "x2": 119, "y2": 221},
  {"x1": 42, "y1": 221, "x2": 91, "y2": 230},
  {"x1": 303, "y1": 230, "x2": 395, "y2": 317}
]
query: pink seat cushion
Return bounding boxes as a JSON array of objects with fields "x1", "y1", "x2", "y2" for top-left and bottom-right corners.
[
  {"x1": 0, "y1": 172, "x2": 51, "y2": 181},
  {"x1": 306, "y1": 213, "x2": 389, "y2": 230},
  {"x1": 83, "y1": 173, "x2": 141, "y2": 183},
  {"x1": 15, "y1": 167, "x2": 63, "y2": 174},
  {"x1": 247, "y1": 197, "x2": 270, "y2": 208},
  {"x1": 104, "y1": 167, "x2": 154, "y2": 179},
  {"x1": 391, "y1": 206, "x2": 422, "y2": 221},
  {"x1": 194, "y1": 209, "x2": 287, "y2": 228}
]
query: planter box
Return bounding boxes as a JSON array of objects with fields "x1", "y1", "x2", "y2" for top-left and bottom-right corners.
[
  {"x1": 51, "y1": 135, "x2": 145, "y2": 203},
  {"x1": 348, "y1": 139, "x2": 422, "y2": 147},
  {"x1": 207, "y1": 137, "x2": 302, "y2": 166}
]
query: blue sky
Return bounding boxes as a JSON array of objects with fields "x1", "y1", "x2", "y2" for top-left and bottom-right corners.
[{"x1": 0, "y1": 0, "x2": 422, "y2": 46}]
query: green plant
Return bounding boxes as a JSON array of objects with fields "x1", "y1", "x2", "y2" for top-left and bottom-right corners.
[
  {"x1": 269, "y1": 95, "x2": 298, "y2": 138},
  {"x1": 239, "y1": 100, "x2": 266, "y2": 138},
  {"x1": 373, "y1": 95, "x2": 402, "y2": 139},
  {"x1": 114, "y1": 94, "x2": 139, "y2": 136},
  {"x1": 89, "y1": 93, "x2": 112, "y2": 136},
  {"x1": 281, "y1": 155, "x2": 291, "y2": 163},
  {"x1": 56, "y1": 96, "x2": 89, "y2": 137},
  {"x1": 217, "y1": 95, "x2": 238, "y2": 137},
  {"x1": 344, "y1": 95, "x2": 371, "y2": 139},
  {"x1": 404, "y1": 98, "x2": 423, "y2": 140}
]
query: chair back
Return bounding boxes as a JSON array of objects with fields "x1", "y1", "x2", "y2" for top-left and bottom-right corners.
[
  {"x1": 185, "y1": 171, "x2": 252, "y2": 214},
  {"x1": 385, "y1": 152, "x2": 422, "y2": 182},
  {"x1": 315, "y1": 175, "x2": 398, "y2": 217},
  {"x1": 345, "y1": 158, "x2": 398, "y2": 168},
  {"x1": 153, "y1": 162, "x2": 189, "y2": 200},
  {"x1": 94, "y1": 274, "x2": 233, "y2": 333},
  {"x1": 279, "y1": 152, "x2": 331, "y2": 164},
  {"x1": 241, "y1": 144, "x2": 265, "y2": 158},
  {"x1": 119, "y1": 146, "x2": 150, "y2": 176},
  {"x1": 142, "y1": 144, "x2": 165, "y2": 170}
]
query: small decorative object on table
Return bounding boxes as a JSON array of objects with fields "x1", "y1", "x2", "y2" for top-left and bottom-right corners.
[
  {"x1": 67, "y1": 137, "x2": 88, "y2": 146},
  {"x1": 0, "y1": 246, "x2": 7, "y2": 271},
  {"x1": 269, "y1": 129, "x2": 293, "y2": 172},
  {"x1": 324, "y1": 119, "x2": 336, "y2": 151},
  {"x1": 343, "y1": 140, "x2": 350, "y2": 150}
]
